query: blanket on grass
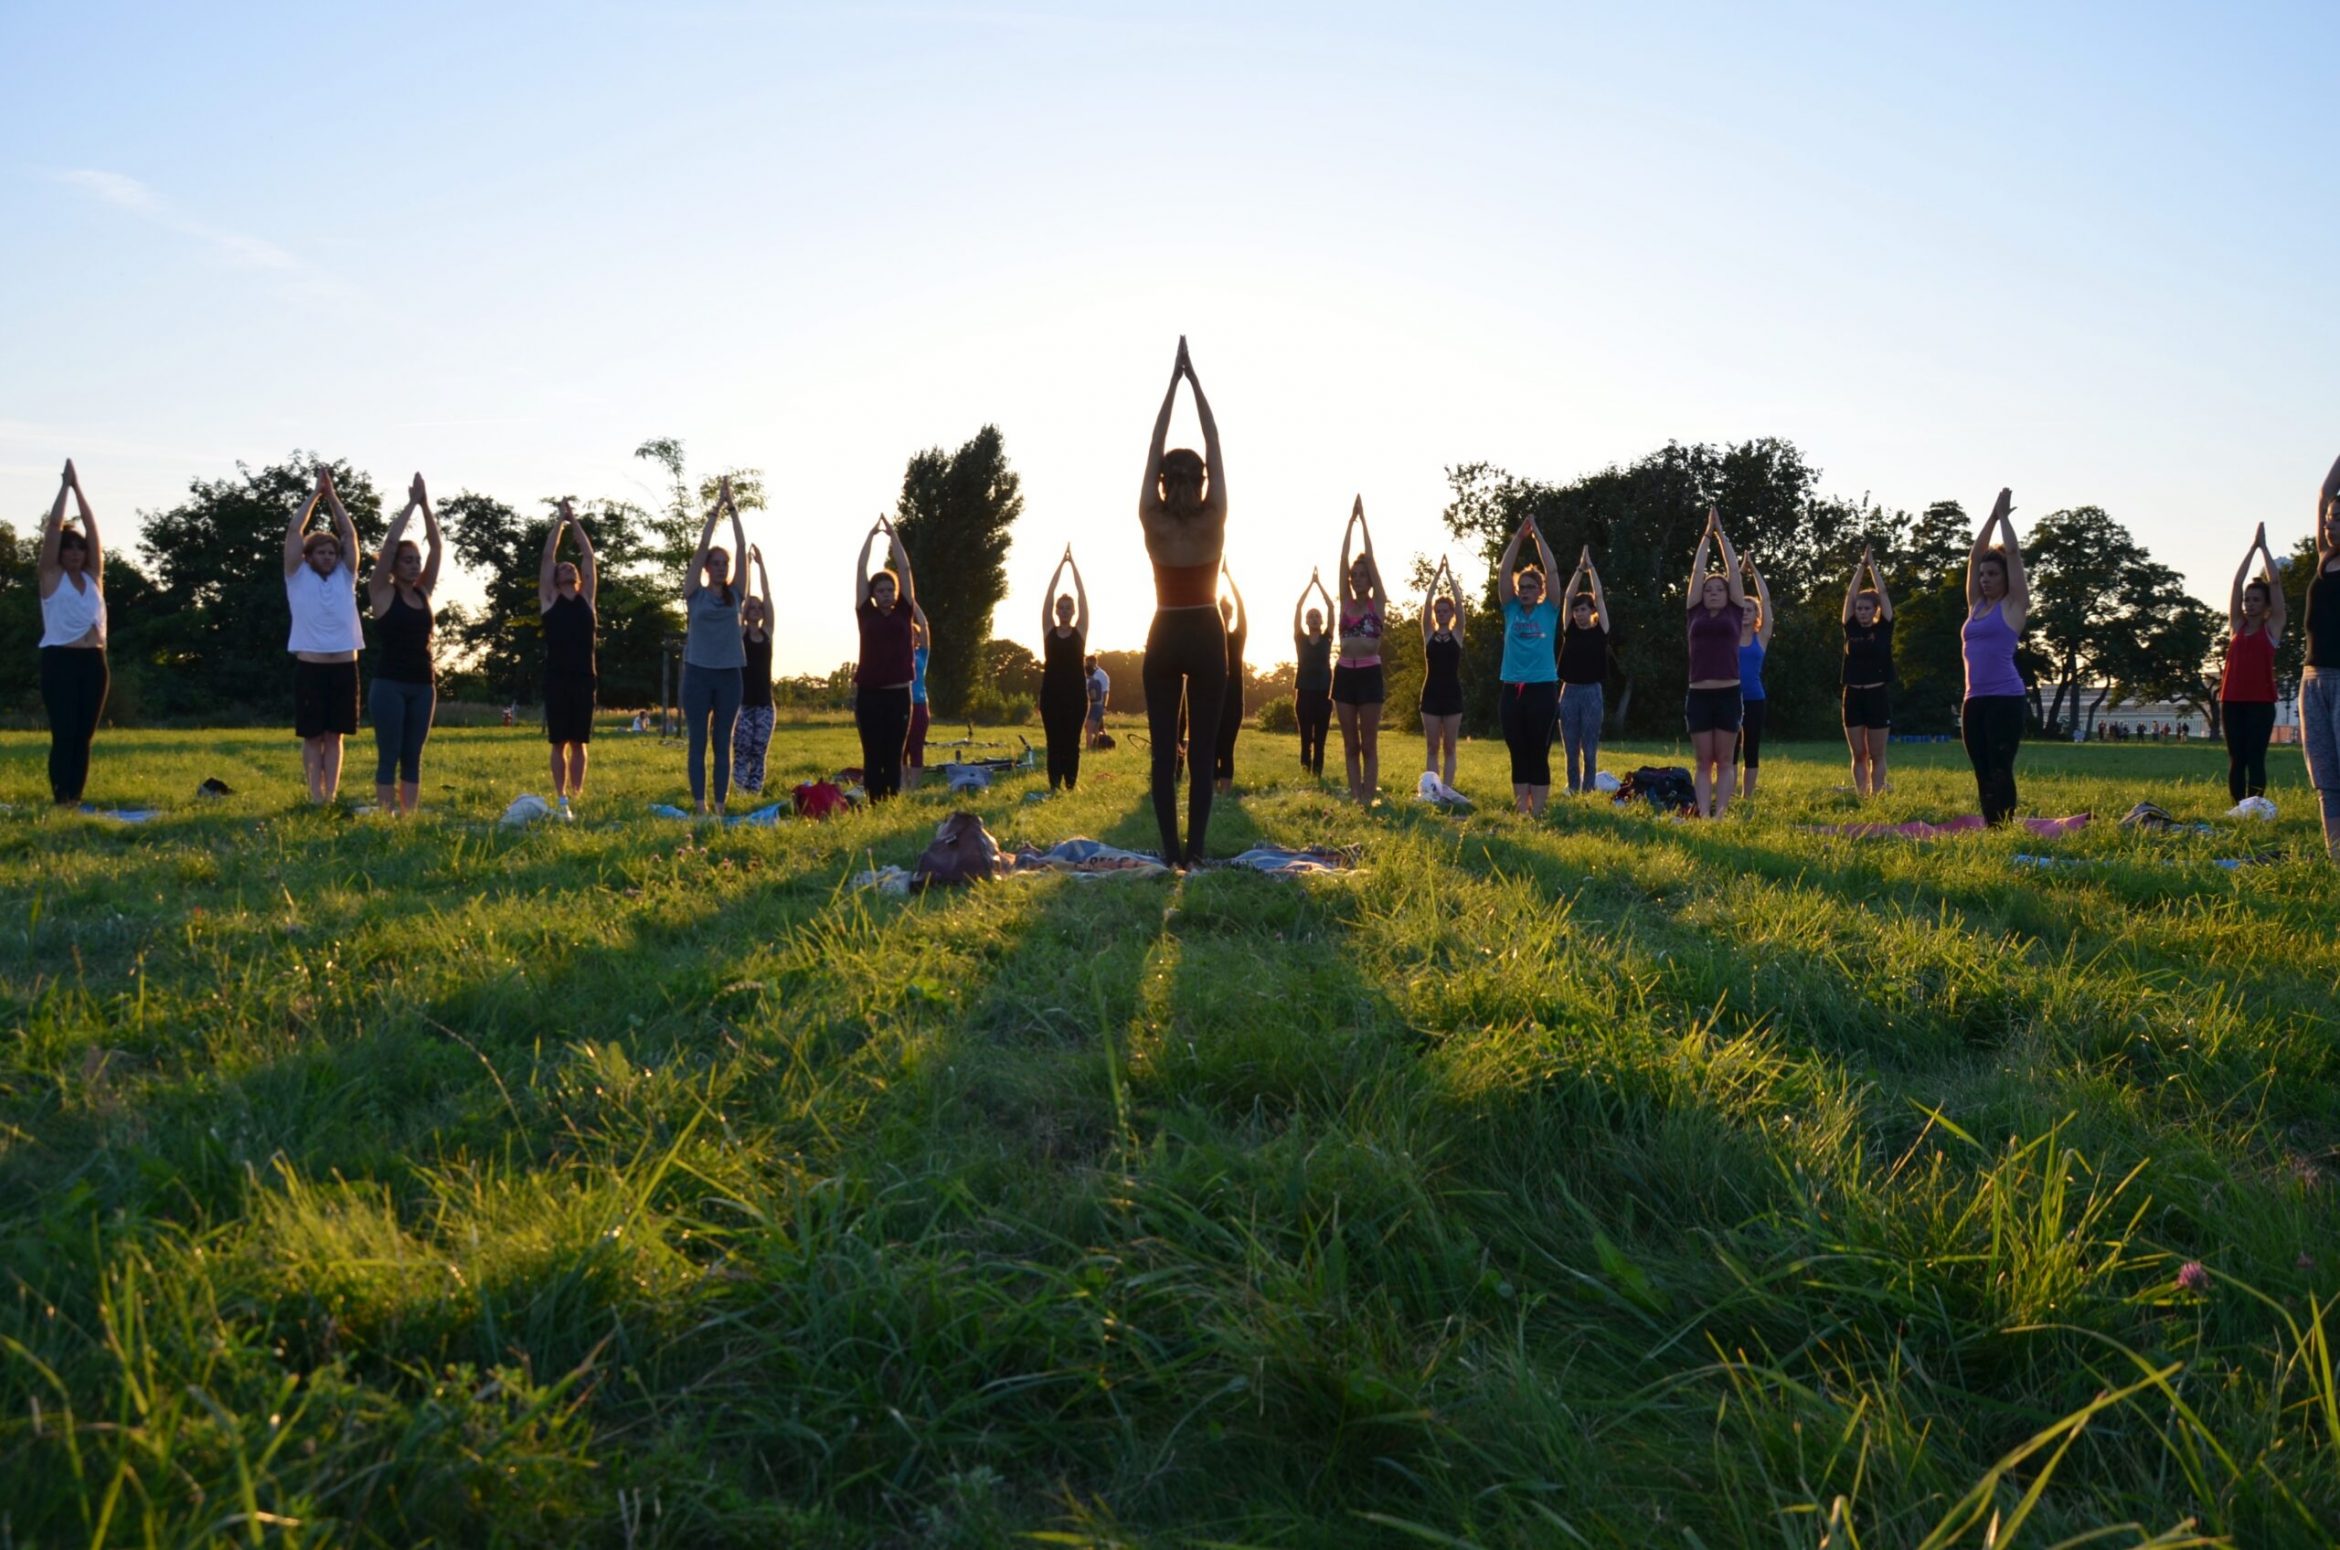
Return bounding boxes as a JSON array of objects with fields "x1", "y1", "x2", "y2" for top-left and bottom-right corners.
[{"x1": 1802, "y1": 813, "x2": 2093, "y2": 840}]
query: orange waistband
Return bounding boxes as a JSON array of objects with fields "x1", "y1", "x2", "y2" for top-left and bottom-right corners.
[{"x1": 1153, "y1": 561, "x2": 1217, "y2": 608}]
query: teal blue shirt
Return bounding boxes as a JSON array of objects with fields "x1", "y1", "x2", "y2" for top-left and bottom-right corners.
[{"x1": 1499, "y1": 600, "x2": 1559, "y2": 683}]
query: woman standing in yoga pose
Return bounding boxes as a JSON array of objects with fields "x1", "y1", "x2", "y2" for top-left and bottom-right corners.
[
  {"x1": 1136, "y1": 337, "x2": 1229, "y2": 865},
  {"x1": 1039, "y1": 545, "x2": 1091, "y2": 792},
  {"x1": 1334, "y1": 498, "x2": 1387, "y2": 806},
  {"x1": 1684, "y1": 509, "x2": 1749, "y2": 819},
  {"x1": 365, "y1": 474, "x2": 444, "y2": 816},
  {"x1": 1557, "y1": 546, "x2": 1609, "y2": 795},
  {"x1": 1961, "y1": 488, "x2": 2030, "y2": 826},
  {"x1": 854, "y1": 516, "x2": 919, "y2": 804},
  {"x1": 284, "y1": 467, "x2": 365, "y2": 804},
  {"x1": 1292, "y1": 570, "x2": 1334, "y2": 778},
  {"x1": 2219, "y1": 525, "x2": 2285, "y2": 807},
  {"x1": 1418, "y1": 558, "x2": 1465, "y2": 791},
  {"x1": 1214, "y1": 564, "x2": 1249, "y2": 796},
  {"x1": 36, "y1": 460, "x2": 107, "y2": 807},
  {"x1": 904, "y1": 606, "x2": 933, "y2": 791},
  {"x1": 680, "y1": 477, "x2": 749, "y2": 815},
  {"x1": 2300, "y1": 454, "x2": 2340, "y2": 858},
  {"x1": 1840, "y1": 543, "x2": 1894, "y2": 798},
  {"x1": 1495, "y1": 513, "x2": 1561, "y2": 814},
  {"x1": 1733, "y1": 551, "x2": 1775, "y2": 801},
  {"x1": 540, "y1": 500, "x2": 598, "y2": 817},
  {"x1": 733, "y1": 545, "x2": 777, "y2": 797}
]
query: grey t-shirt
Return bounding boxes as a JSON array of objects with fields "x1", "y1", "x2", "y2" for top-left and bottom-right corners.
[{"x1": 684, "y1": 587, "x2": 746, "y2": 669}]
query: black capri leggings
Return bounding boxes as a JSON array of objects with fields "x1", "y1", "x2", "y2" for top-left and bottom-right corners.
[
  {"x1": 1296, "y1": 689, "x2": 1331, "y2": 776},
  {"x1": 2223, "y1": 700, "x2": 2276, "y2": 803},
  {"x1": 1961, "y1": 694, "x2": 2026, "y2": 825},
  {"x1": 40, "y1": 646, "x2": 109, "y2": 805},
  {"x1": 1499, "y1": 680, "x2": 1560, "y2": 788},
  {"x1": 856, "y1": 685, "x2": 913, "y2": 803},
  {"x1": 1144, "y1": 606, "x2": 1227, "y2": 864},
  {"x1": 1735, "y1": 699, "x2": 1768, "y2": 768},
  {"x1": 1041, "y1": 683, "x2": 1086, "y2": 791}
]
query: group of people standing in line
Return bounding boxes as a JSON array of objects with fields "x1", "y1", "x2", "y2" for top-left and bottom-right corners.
[{"x1": 25, "y1": 378, "x2": 2340, "y2": 863}]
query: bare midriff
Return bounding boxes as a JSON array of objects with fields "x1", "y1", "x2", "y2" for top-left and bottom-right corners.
[{"x1": 1153, "y1": 561, "x2": 1217, "y2": 609}]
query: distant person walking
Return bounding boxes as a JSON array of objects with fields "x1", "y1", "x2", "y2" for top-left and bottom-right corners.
[
  {"x1": 365, "y1": 473, "x2": 443, "y2": 816},
  {"x1": 1961, "y1": 488, "x2": 2030, "y2": 826},
  {"x1": 1684, "y1": 509, "x2": 1750, "y2": 819},
  {"x1": 680, "y1": 477, "x2": 749, "y2": 815},
  {"x1": 1840, "y1": 543, "x2": 1895, "y2": 798},
  {"x1": 1084, "y1": 655, "x2": 1110, "y2": 746},
  {"x1": 1334, "y1": 497, "x2": 1388, "y2": 806},
  {"x1": 1418, "y1": 558, "x2": 1465, "y2": 791},
  {"x1": 1495, "y1": 513, "x2": 1560, "y2": 814},
  {"x1": 284, "y1": 467, "x2": 365, "y2": 804},
  {"x1": 734, "y1": 545, "x2": 777, "y2": 796},
  {"x1": 1039, "y1": 545, "x2": 1091, "y2": 791},
  {"x1": 1292, "y1": 570, "x2": 1334, "y2": 778},
  {"x1": 1557, "y1": 545, "x2": 1609, "y2": 795},
  {"x1": 1733, "y1": 550, "x2": 1774, "y2": 801},
  {"x1": 540, "y1": 499, "x2": 599, "y2": 817},
  {"x1": 1136, "y1": 336, "x2": 1229, "y2": 866},
  {"x1": 2220, "y1": 524, "x2": 2285, "y2": 806},
  {"x1": 854, "y1": 516, "x2": 919, "y2": 804},
  {"x1": 2301, "y1": 453, "x2": 2340, "y2": 858},
  {"x1": 36, "y1": 460, "x2": 107, "y2": 807},
  {"x1": 1214, "y1": 563, "x2": 1249, "y2": 795}
]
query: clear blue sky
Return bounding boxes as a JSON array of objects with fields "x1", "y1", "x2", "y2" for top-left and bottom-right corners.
[{"x1": 5, "y1": 2, "x2": 2336, "y2": 668}]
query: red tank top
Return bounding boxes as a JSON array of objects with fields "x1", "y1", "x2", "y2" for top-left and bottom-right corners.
[{"x1": 2220, "y1": 625, "x2": 2276, "y2": 703}]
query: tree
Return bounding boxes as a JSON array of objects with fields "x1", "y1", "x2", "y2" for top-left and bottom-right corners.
[
  {"x1": 633, "y1": 438, "x2": 767, "y2": 571},
  {"x1": 2117, "y1": 576, "x2": 2224, "y2": 736},
  {"x1": 980, "y1": 637, "x2": 1042, "y2": 699},
  {"x1": 138, "y1": 454, "x2": 384, "y2": 714},
  {"x1": 2024, "y1": 508, "x2": 2166, "y2": 737},
  {"x1": 893, "y1": 424, "x2": 1023, "y2": 717},
  {"x1": 1884, "y1": 500, "x2": 1973, "y2": 735},
  {"x1": 2275, "y1": 533, "x2": 2317, "y2": 697}
]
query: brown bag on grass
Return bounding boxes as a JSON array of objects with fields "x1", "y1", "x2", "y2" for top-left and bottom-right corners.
[{"x1": 913, "y1": 811, "x2": 1002, "y2": 888}]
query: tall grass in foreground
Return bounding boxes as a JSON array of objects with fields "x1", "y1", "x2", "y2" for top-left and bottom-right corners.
[{"x1": 1, "y1": 721, "x2": 2337, "y2": 1546}]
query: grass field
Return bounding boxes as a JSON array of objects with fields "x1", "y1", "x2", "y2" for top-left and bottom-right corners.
[{"x1": 4, "y1": 717, "x2": 2339, "y2": 1548}]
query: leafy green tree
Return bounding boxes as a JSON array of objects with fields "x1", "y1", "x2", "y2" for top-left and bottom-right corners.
[
  {"x1": 2275, "y1": 533, "x2": 2318, "y2": 696},
  {"x1": 138, "y1": 454, "x2": 384, "y2": 715},
  {"x1": 632, "y1": 437, "x2": 767, "y2": 571},
  {"x1": 893, "y1": 425, "x2": 1023, "y2": 718},
  {"x1": 2024, "y1": 507, "x2": 2165, "y2": 736},
  {"x1": 1886, "y1": 500, "x2": 1974, "y2": 734}
]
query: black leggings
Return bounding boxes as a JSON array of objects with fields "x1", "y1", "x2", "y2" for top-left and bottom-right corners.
[
  {"x1": 1499, "y1": 680, "x2": 1560, "y2": 788},
  {"x1": 857, "y1": 685, "x2": 913, "y2": 802},
  {"x1": 2223, "y1": 700, "x2": 2275, "y2": 802},
  {"x1": 1735, "y1": 699, "x2": 1767, "y2": 768},
  {"x1": 41, "y1": 647, "x2": 108, "y2": 805},
  {"x1": 1041, "y1": 682, "x2": 1085, "y2": 791},
  {"x1": 1144, "y1": 607, "x2": 1227, "y2": 863},
  {"x1": 1961, "y1": 694, "x2": 2026, "y2": 825},
  {"x1": 1215, "y1": 682, "x2": 1242, "y2": 781},
  {"x1": 1296, "y1": 689, "x2": 1331, "y2": 775}
]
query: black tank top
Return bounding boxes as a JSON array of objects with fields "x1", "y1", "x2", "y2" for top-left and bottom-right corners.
[
  {"x1": 377, "y1": 591, "x2": 433, "y2": 684},
  {"x1": 741, "y1": 632, "x2": 774, "y2": 709},
  {"x1": 1043, "y1": 627, "x2": 1085, "y2": 697},
  {"x1": 2310, "y1": 565, "x2": 2340, "y2": 670},
  {"x1": 544, "y1": 594, "x2": 596, "y2": 680},
  {"x1": 1296, "y1": 633, "x2": 1333, "y2": 692},
  {"x1": 1424, "y1": 632, "x2": 1462, "y2": 692}
]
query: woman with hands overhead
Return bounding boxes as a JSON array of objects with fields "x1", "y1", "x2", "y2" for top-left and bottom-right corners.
[
  {"x1": 1840, "y1": 543, "x2": 1895, "y2": 798},
  {"x1": 1136, "y1": 336, "x2": 1230, "y2": 865},
  {"x1": 681, "y1": 476, "x2": 749, "y2": 815},
  {"x1": 284, "y1": 466, "x2": 366, "y2": 804},
  {"x1": 540, "y1": 499, "x2": 599, "y2": 816},
  {"x1": 1961, "y1": 488, "x2": 2030, "y2": 826},
  {"x1": 1557, "y1": 545, "x2": 1610, "y2": 796},
  {"x1": 1684, "y1": 509, "x2": 1750, "y2": 819},
  {"x1": 36, "y1": 460, "x2": 108, "y2": 806},
  {"x1": 2219, "y1": 524, "x2": 2285, "y2": 808},
  {"x1": 1214, "y1": 563, "x2": 1249, "y2": 796},
  {"x1": 855, "y1": 515, "x2": 919, "y2": 804},
  {"x1": 1418, "y1": 557, "x2": 1465, "y2": 791},
  {"x1": 2299, "y1": 453, "x2": 2340, "y2": 858},
  {"x1": 1334, "y1": 496, "x2": 1388, "y2": 806},
  {"x1": 1495, "y1": 513, "x2": 1561, "y2": 814},
  {"x1": 1733, "y1": 549, "x2": 1775, "y2": 801},
  {"x1": 734, "y1": 544, "x2": 778, "y2": 798},
  {"x1": 1292, "y1": 569, "x2": 1334, "y2": 779},
  {"x1": 365, "y1": 473, "x2": 444, "y2": 816},
  {"x1": 1039, "y1": 545, "x2": 1091, "y2": 793}
]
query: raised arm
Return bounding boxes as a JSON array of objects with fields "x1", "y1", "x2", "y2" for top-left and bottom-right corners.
[
  {"x1": 1996, "y1": 498, "x2": 2030, "y2": 627},
  {"x1": 36, "y1": 465, "x2": 71, "y2": 589},
  {"x1": 752, "y1": 543, "x2": 771, "y2": 619},
  {"x1": 1686, "y1": 513, "x2": 1716, "y2": 611},
  {"x1": 1843, "y1": 554, "x2": 1863, "y2": 625},
  {"x1": 416, "y1": 474, "x2": 442, "y2": 596},
  {"x1": 1745, "y1": 555, "x2": 1773, "y2": 645},
  {"x1": 573, "y1": 507, "x2": 599, "y2": 606},
  {"x1": 1223, "y1": 561, "x2": 1245, "y2": 639},
  {"x1": 1293, "y1": 577, "x2": 1311, "y2": 640},
  {"x1": 1351, "y1": 498, "x2": 1383, "y2": 604},
  {"x1": 1068, "y1": 549, "x2": 1090, "y2": 639},
  {"x1": 1446, "y1": 560, "x2": 1466, "y2": 645},
  {"x1": 539, "y1": 502, "x2": 566, "y2": 611},
  {"x1": 2258, "y1": 525, "x2": 2286, "y2": 639},
  {"x1": 1584, "y1": 549, "x2": 1610, "y2": 626},
  {"x1": 1138, "y1": 344, "x2": 1181, "y2": 519},
  {"x1": 890, "y1": 522, "x2": 917, "y2": 611},
  {"x1": 853, "y1": 522, "x2": 881, "y2": 610},
  {"x1": 1967, "y1": 488, "x2": 2010, "y2": 608},
  {"x1": 1712, "y1": 521, "x2": 1749, "y2": 609},
  {"x1": 370, "y1": 482, "x2": 419, "y2": 602},
  {"x1": 324, "y1": 471, "x2": 358, "y2": 575},
  {"x1": 1419, "y1": 564, "x2": 1436, "y2": 647},
  {"x1": 727, "y1": 490, "x2": 748, "y2": 591},
  {"x1": 1496, "y1": 519, "x2": 1529, "y2": 604},
  {"x1": 2229, "y1": 536, "x2": 2255, "y2": 635},
  {"x1": 2320, "y1": 453, "x2": 2340, "y2": 557},
  {"x1": 1340, "y1": 502, "x2": 1360, "y2": 603},
  {"x1": 1186, "y1": 340, "x2": 1227, "y2": 520},
  {"x1": 286, "y1": 469, "x2": 327, "y2": 577},
  {"x1": 684, "y1": 481, "x2": 728, "y2": 600},
  {"x1": 1041, "y1": 552, "x2": 1066, "y2": 639}
]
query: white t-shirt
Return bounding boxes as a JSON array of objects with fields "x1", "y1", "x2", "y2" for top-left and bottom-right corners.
[
  {"x1": 1086, "y1": 667, "x2": 1110, "y2": 707},
  {"x1": 286, "y1": 561, "x2": 365, "y2": 655}
]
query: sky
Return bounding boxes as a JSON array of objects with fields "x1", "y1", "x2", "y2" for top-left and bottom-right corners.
[{"x1": 5, "y1": 1, "x2": 2337, "y2": 671}]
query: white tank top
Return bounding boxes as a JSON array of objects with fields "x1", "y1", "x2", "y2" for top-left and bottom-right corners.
[
  {"x1": 285, "y1": 562, "x2": 365, "y2": 654},
  {"x1": 39, "y1": 574, "x2": 108, "y2": 648}
]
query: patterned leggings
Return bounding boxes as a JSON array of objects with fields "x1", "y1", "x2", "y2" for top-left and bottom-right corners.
[{"x1": 731, "y1": 705, "x2": 775, "y2": 794}]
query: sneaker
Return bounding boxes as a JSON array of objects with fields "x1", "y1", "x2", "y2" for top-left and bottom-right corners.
[{"x1": 558, "y1": 796, "x2": 575, "y2": 822}]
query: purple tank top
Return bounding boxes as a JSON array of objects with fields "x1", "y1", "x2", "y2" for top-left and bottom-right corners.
[
  {"x1": 1962, "y1": 603, "x2": 2025, "y2": 698},
  {"x1": 1687, "y1": 606, "x2": 1740, "y2": 681}
]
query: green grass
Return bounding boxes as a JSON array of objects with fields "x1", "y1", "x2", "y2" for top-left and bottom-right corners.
[{"x1": 3, "y1": 717, "x2": 2338, "y2": 1547}]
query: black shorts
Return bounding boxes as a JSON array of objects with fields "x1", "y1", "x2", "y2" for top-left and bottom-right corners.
[
  {"x1": 293, "y1": 659, "x2": 359, "y2": 739},
  {"x1": 1419, "y1": 680, "x2": 1464, "y2": 717},
  {"x1": 1332, "y1": 663, "x2": 1385, "y2": 706},
  {"x1": 1842, "y1": 683, "x2": 1892, "y2": 729},
  {"x1": 1683, "y1": 685, "x2": 1743, "y2": 736},
  {"x1": 545, "y1": 675, "x2": 597, "y2": 743}
]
